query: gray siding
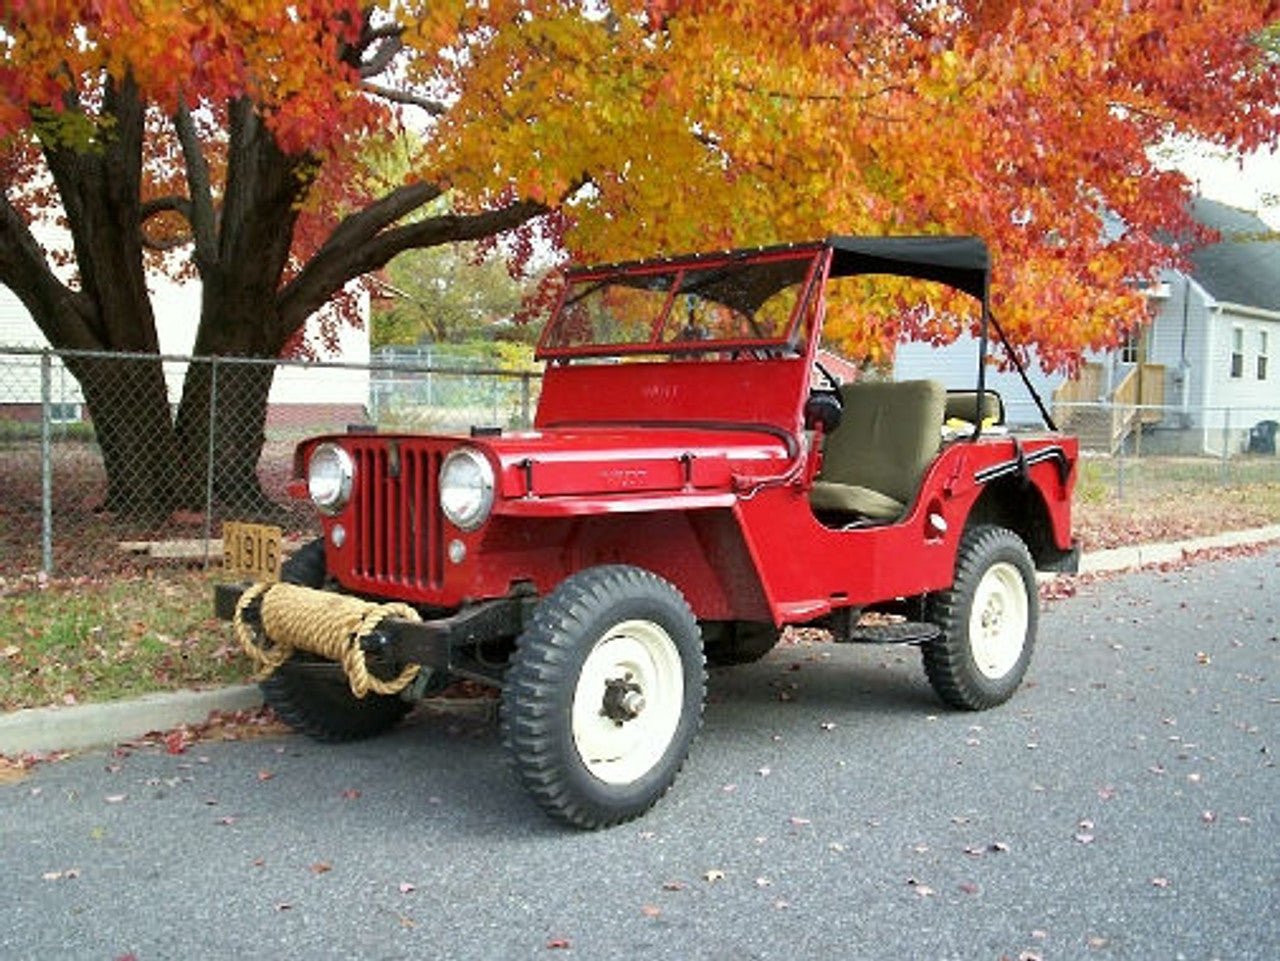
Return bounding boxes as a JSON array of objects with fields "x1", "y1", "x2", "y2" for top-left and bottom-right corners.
[{"x1": 892, "y1": 337, "x2": 1062, "y2": 426}]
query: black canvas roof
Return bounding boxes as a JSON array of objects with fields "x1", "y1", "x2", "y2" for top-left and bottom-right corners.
[
  {"x1": 1187, "y1": 198, "x2": 1280, "y2": 314},
  {"x1": 826, "y1": 235, "x2": 989, "y2": 301}
]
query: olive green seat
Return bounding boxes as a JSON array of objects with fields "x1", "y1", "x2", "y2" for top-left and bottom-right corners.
[
  {"x1": 809, "y1": 379, "x2": 946, "y2": 521},
  {"x1": 944, "y1": 389, "x2": 1003, "y2": 426}
]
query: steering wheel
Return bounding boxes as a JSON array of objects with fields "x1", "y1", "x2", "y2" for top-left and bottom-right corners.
[{"x1": 805, "y1": 359, "x2": 843, "y2": 432}]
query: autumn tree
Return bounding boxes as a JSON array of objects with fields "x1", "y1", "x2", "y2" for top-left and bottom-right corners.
[
  {"x1": 2, "y1": 1, "x2": 1278, "y2": 516},
  {"x1": 372, "y1": 241, "x2": 541, "y2": 348}
]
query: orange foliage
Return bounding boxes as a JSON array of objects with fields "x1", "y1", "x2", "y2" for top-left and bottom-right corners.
[{"x1": 2, "y1": 0, "x2": 1279, "y2": 370}]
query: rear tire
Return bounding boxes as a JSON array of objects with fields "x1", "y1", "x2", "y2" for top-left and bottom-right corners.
[
  {"x1": 258, "y1": 539, "x2": 412, "y2": 742},
  {"x1": 501, "y1": 565, "x2": 705, "y2": 829},
  {"x1": 923, "y1": 525, "x2": 1037, "y2": 710}
]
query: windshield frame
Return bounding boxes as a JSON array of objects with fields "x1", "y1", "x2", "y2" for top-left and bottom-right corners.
[{"x1": 536, "y1": 245, "x2": 826, "y2": 361}]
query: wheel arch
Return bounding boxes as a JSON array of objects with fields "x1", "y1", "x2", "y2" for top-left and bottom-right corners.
[
  {"x1": 963, "y1": 477, "x2": 1071, "y2": 571},
  {"x1": 559, "y1": 508, "x2": 773, "y2": 623}
]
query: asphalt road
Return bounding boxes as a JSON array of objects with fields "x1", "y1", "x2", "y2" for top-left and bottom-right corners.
[{"x1": 2, "y1": 546, "x2": 1277, "y2": 961}]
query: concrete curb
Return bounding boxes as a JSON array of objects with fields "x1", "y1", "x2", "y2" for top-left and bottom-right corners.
[
  {"x1": 1077, "y1": 523, "x2": 1280, "y2": 575},
  {"x1": 5, "y1": 524, "x2": 1279, "y2": 757},
  {"x1": 0, "y1": 685, "x2": 263, "y2": 756}
]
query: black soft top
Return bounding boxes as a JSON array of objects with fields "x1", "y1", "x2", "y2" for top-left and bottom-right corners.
[{"x1": 826, "y1": 235, "x2": 989, "y2": 301}]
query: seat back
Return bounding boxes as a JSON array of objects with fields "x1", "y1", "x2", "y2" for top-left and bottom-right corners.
[
  {"x1": 944, "y1": 389, "x2": 1003, "y2": 426},
  {"x1": 817, "y1": 379, "x2": 945, "y2": 504}
]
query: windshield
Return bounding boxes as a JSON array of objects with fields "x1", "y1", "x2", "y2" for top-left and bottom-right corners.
[{"x1": 538, "y1": 249, "x2": 821, "y2": 359}]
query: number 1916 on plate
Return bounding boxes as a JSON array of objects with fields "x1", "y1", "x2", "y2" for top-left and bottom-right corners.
[{"x1": 222, "y1": 521, "x2": 283, "y2": 583}]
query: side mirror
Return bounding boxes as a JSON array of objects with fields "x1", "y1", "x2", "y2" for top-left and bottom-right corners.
[{"x1": 804, "y1": 393, "x2": 842, "y2": 434}]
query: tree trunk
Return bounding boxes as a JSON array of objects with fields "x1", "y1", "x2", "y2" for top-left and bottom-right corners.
[
  {"x1": 64, "y1": 352, "x2": 186, "y2": 518},
  {"x1": 173, "y1": 356, "x2": 277, "y2": 518}
]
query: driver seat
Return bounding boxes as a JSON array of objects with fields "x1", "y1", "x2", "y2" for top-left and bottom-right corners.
[{"x1": 809, "y1": 379, "x2": 945, "y2": 521}]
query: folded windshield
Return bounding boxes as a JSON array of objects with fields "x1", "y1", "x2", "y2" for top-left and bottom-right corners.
[{"x1": 539, "y1": 249, "x2": 821, "y2": 358}]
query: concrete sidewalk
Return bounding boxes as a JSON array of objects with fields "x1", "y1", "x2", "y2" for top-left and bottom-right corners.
[{"x1": 4, "y1": 523, "x2": 1278, "y2": 757}]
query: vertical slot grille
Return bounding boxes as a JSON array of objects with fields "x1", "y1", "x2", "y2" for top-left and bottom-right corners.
[{"x1": 351, "y1": 444, "x2": 443, "y2": 590}]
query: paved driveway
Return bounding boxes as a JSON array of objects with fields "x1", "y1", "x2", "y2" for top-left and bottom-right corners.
[{"x1": 2, "y1": 546, "x2": 1277, "y2": 960}]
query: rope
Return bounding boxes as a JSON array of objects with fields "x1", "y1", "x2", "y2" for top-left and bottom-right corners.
[{"x1": 234, "y1": 582, "x2": 422, "y2": 698}]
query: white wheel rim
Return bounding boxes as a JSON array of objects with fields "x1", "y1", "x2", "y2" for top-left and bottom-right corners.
[
  {"x1": 968, "y1": 561, "x2": 1029, "y2": 680},
  {"x1": 571, "y1": 620, "x2": 684, "y2": 785}
]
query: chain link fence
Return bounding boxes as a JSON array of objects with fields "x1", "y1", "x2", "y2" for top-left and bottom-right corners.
[
  {"x1": 2, "y1": 349, "x2": 1277, "y2": 578},
  {"x1": 0, "y1": 347, "x2": 541, "y2": 577}
]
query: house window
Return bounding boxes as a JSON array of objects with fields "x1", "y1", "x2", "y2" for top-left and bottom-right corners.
[
  {"x1": 1119, "y1": 328, "x2": 1140, "y2": 364},
  {"x1": 48, "y1": 402, "x2": 82, "y2": 424},
  {"x1": 1260, "y1": 330, "x2": 1270, "y2": 381},
  {"x1": 1230, "y1": 326, "x2": 1244, "y2": 379}
]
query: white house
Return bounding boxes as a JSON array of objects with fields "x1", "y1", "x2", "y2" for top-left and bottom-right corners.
[{"x1": 893, "y1": 198, "x2": 1280, "y2": 454}]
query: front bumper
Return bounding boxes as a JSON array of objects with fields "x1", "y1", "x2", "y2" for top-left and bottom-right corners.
[{"x1": 214, "y1": 583, "x2": 534, "y2": 685}]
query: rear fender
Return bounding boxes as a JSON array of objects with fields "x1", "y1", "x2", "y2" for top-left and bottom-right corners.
[{"x1": 964, "y1": 477, "x2": 1074, "y2": 571}]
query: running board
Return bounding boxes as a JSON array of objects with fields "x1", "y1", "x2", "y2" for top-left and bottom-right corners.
[{"x1": 839, "y1": 621, "x2": 940, "y2": 646}]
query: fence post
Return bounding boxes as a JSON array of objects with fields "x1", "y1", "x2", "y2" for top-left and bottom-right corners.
[
  {"x1": 1220, "y1": 406, "x2": 1231, "y2": 485},
  {"x1": 203, "y1": 357, "x2": 219, "y2": 568},
  {"x1": 1115, "y1": 428, "x2": 1125, "y2": 501},
  {"x1": 521, "y1": 373, "x2": 531, "y2": 427},
  {"x1": 40, "y1": 349, "x2": 54, "y2": 575}
]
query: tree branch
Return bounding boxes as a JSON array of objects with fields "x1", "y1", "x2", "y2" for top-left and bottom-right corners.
[
  {"x1": 0, "y1": 191, "x2": 97, "y2": 348},
  {"x1": 174, "y1": 100, "x2": 219, "y2": 270},
  {"x1": 275, "y1": 196, "x2": 547, "y2": 340},
  {"x1": 359, "y1": 34, "x2": 404, "y2": 78},
  {"x1": 140, "y1": 195, "x2": 193, "y2": 222},
  {"x1": 361, "y1": 81, "x2": 450, "y2": 115}
]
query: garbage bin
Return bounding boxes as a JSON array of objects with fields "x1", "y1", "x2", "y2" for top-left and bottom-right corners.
[{"x1": 1248, "y1": 419, "x2": 1278, "y2": 455}]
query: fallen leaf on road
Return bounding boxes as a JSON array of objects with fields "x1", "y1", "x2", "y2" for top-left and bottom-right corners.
[
  {"x1": 1151, "y1": 877, "x2": 1171, "y2": 888},
  {"x1": 546, "y1": 938, "x2": 571, "y2": 950},
  {"x1": 399, "y1": 882, "x2": 416, "y2": 894},
  {"x1": 641, "y1": 905, "x2": 662, "y2": 918},
  {"x1": 703, "y1": 869, "x2": 726, "y2": 883},
  {"x1": 310, "y1": 862, "x2": 332, "y2": 875},
  {"x1": 662, "y1": 880, "x2": 688, "y2": 891}
]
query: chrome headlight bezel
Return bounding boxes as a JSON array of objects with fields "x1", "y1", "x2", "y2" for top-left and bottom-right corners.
[
  {"x1": 439, "y1": 447, "x2": 496, "y2": 532},
  {"x1": 307, "y1": 442, "x2": 354, "y2": 515}
]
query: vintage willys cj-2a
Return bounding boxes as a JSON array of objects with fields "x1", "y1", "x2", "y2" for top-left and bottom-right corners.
[{"x1": 217, "y1": 235, "x2": 1080, "y2": 829}]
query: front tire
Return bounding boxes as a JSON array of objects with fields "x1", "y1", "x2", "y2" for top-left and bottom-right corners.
[
  {"x1": 923, "y1": 525, "x2": 1037, "y2": 710},
  {"x1": 501, "y1": 565, "x2": 706, "y2": 829},
  {"x1": 259, "y1": 539, "x2": 413, "y2": 742}
]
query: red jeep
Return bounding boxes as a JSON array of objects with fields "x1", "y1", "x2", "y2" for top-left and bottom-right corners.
[{"x1": 218, "y1": 236, "x2": 1078, "y2": 829}]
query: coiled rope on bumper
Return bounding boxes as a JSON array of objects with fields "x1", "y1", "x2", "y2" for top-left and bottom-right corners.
[{"x1": 234, "y1": 582, "x2": 422, "y2": 698}]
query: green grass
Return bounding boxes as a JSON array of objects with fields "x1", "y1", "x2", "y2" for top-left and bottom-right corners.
[{"x1": 0, "y1": 571, "x2": 250, "y2": 712}]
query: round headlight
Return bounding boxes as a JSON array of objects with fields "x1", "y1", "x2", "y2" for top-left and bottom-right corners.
[
  {"x1": 439, "y1": 447, "x2": 495, "y2": 531},
  {"x1": 308, "y1": 442, "x2": 354, "y2": 515}
]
